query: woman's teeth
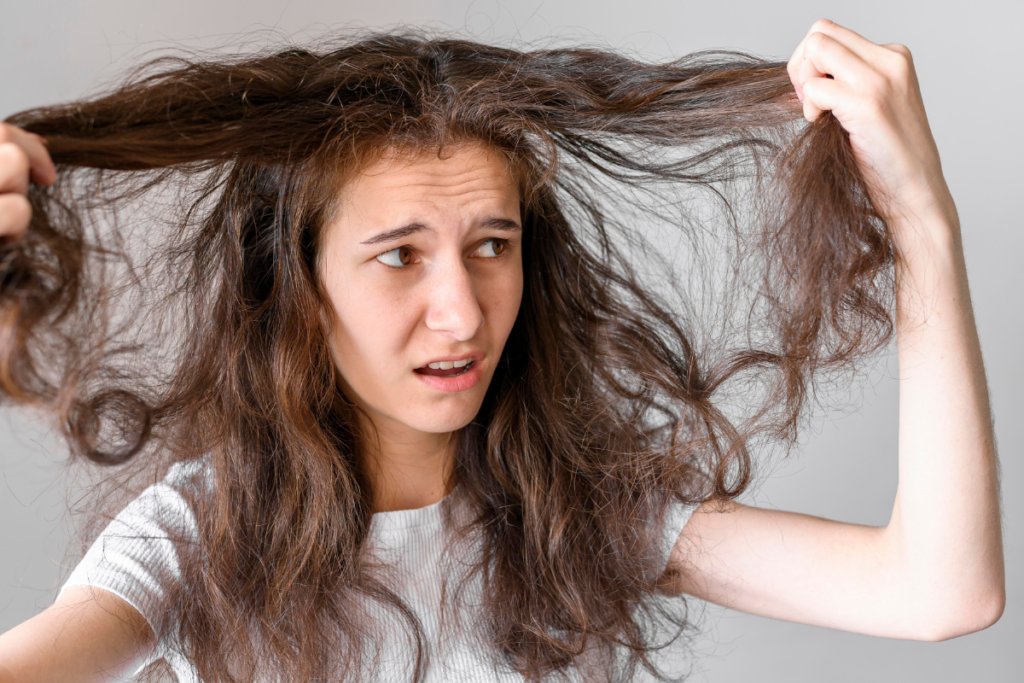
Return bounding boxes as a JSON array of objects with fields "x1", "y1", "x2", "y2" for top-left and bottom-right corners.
[
  {"x1": 416, "y1": 359, "x2": 474, "y2": 377},
  {"x1": 427, "y1": 359, "x2": 471, "y2": 370}
]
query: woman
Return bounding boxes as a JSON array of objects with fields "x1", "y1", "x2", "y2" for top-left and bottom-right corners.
[{"x1": 0, "y1": 18, "x2": 1004, "y2": 683}]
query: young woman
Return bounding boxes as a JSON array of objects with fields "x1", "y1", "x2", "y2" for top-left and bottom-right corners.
[{"x1": 0, "y1": 18, "x2": 1004, "y2": 683}]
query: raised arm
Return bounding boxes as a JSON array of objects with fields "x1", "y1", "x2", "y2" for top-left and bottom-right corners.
[
  {"x1": 659, "y1": 19, "x2": 1004, "y2": 641},
  {"x1": 0, "y1": 125, "x2": 157, "y2": 681}
]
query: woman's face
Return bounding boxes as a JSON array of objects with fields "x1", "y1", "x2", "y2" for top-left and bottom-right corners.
[{"x1": 318, "y1": 143, "x2": 523, "y2": 438}]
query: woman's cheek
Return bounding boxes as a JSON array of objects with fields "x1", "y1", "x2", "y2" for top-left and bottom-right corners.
[{"x1": 489, "y1": 259, "x2": 524, "y2": 336}]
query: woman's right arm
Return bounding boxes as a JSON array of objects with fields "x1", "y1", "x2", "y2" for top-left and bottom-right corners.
[
  {"x1": 0, "y1": 585, "x2": 156, "y2": 683},
  {"x1": 0, "y1": 124, "x2": 155, "y2": 681}
]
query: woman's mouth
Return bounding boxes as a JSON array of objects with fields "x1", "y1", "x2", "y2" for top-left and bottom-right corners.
[
  {"x1": 414, "y1": 360, "x2": 475, "y2": 377},
  {"x1": 412, "y1": 358, "x2": 483, "y2": 392}
]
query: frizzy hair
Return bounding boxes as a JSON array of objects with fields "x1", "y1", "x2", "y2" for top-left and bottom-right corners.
[{"x1": 2, "y1": 29, "x2": 896, "y2": 683}]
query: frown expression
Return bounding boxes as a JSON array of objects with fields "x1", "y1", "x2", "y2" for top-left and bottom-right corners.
[{"x1": 318, "y1": 143, "x2": 524, "y2": 437}]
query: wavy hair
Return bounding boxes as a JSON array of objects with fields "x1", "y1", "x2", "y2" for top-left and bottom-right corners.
[{"x1": 2, "y1": 29, "x2": 896, "y2": 683}]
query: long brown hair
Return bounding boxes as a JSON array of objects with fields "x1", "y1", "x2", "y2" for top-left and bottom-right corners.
[{"x1": 2, "y1": 29, "x2": 896, "y2": 682}]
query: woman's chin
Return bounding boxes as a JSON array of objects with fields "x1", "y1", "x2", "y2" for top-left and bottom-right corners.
[{"x1": 399, "y1": 399, "x2": 483, "y2": 435}]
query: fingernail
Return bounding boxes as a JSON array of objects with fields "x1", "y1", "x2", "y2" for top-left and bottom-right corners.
[{"x1": 795, "y1": 86, "x2": 804, "y2": 102}]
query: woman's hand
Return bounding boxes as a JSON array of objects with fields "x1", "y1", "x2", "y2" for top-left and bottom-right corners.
[
  {"x1": 0, "y1": 122, "x2": 57, "y2": 240},
  {"x1": 787, "y1": 19, "x2": 955, "y2": 232}
]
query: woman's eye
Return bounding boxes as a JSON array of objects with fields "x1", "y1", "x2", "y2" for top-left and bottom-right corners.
[
  {"x1": 476, "y1": 238, "x2": 507, "y2": 258},
  {"x1": 375, "y1": 246, "x2": 415, "y2": 268}
]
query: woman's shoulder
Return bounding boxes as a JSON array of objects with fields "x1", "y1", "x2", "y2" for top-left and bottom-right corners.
[
  {"x1": 158, "y1": 456, "x2": 212, "y2": 493},
  {"x1": 128, "y1": 455, "x2": 214, "y2": 512},
  {"x1": 54, "y1": 456, "x2": 214, "y2": 648},
  {"x1": 99, "y1": 456, "x2": 214, "y2": 546}
]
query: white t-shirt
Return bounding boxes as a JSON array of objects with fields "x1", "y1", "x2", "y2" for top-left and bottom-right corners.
[{"x1": 57, "y1": 460, "x2": 697, "y2": 682}]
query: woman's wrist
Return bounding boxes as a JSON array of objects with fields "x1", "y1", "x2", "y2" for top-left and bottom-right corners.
[
  {"x1": 888, "y1": 182, "x2": 962, "y2": 266},
  {"x1": 888, "y1": 197, "x2": 970, "y2": 332},
  {"x1": 886, "y1": 177, "x2": 961, "y2": 251}
]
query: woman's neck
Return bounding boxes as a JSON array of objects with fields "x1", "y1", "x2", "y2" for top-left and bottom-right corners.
[{"x1": 357, "y1": 411, "x2": 457, "y2": 513}]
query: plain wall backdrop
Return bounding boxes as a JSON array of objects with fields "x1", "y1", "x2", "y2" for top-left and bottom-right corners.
[{"x1": 1, "y1": 1, "x2": 1020, "y2": 681}]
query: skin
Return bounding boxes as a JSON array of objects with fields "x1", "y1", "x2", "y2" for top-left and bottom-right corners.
[
  {"x1": 0, "y1": 18, "x2": 1005, "y2": 683},
  {"x1": 319, "y1": 144, "x2": 523, "y2": 512}
]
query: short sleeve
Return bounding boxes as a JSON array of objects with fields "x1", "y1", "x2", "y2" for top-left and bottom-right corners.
[
  {"x1": 56, "y1": 461, "x2": 204, "y2": 646},
  {"x1": 657, "y1": 499, "x2": 699, "y2": 576}
]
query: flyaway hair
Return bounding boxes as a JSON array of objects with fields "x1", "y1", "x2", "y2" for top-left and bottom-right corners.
[{"x1": 2, "y1": 30, "x2": 896, "y2": 683}]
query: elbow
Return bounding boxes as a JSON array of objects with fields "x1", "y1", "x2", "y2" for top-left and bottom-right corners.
[{"x1": 917, "y1": 584, "x2": 1006, "y2": 642}]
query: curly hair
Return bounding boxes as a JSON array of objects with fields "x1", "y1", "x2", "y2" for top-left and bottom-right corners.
[{"x1": 1, "y1": 29, "x2": 896, "y2": 683}]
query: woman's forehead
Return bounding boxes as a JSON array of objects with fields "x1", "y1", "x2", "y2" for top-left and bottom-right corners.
[{"x1": 333, "y1": 144, "x2": 520, "y2": 224}]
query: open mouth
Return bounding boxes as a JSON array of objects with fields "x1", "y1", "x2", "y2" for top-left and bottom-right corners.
[{"x1": 414, "y1": 360, "x2": 475, "y2": 378}]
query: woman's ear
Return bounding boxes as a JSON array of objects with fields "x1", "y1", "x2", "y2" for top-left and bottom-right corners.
[
  {"x1": 318, "y1": 298, "x2": 336, "y2": 344},
  {"x1": 307, "y1": 230, "x2": 336, "y2": 340}
]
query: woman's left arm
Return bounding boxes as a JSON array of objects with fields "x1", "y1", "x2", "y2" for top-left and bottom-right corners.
[{"x1": 661, "y1": 19, "x2": 1005, "y2": 641}]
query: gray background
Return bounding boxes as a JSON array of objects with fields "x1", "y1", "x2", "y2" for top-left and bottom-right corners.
[{"x1": 1, "y1": 1, "x2": 1020, "y2": 680}]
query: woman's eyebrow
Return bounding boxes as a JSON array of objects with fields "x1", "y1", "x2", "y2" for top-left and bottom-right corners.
[
  {"x1": 360, "y1": 222, "x2": 430, "y2": 245},
  {"x1": 478, "y1": 217, "x2": 522, "y2": 232},
  {"x1": 360, "y1": 217, "x2": 521, "y2": 245}
]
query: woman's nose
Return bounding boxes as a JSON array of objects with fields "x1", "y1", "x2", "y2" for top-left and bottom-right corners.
[{"x1": 423, "y1": 257, "x2": 485, "y2": 342}]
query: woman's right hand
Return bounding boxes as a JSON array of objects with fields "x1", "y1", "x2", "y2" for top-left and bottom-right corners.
[{"x1": 0, "y1": 122, "x2": 57, "y2": 240}]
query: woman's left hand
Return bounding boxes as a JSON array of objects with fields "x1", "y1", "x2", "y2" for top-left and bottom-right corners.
[{"x1": 787, "y1": 19, "x2": 956, "y2": 233}]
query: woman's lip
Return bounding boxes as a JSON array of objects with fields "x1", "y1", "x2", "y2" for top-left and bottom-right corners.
[{"x1": 413, "y1": 360, "x2": 483, "y2": 393}]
